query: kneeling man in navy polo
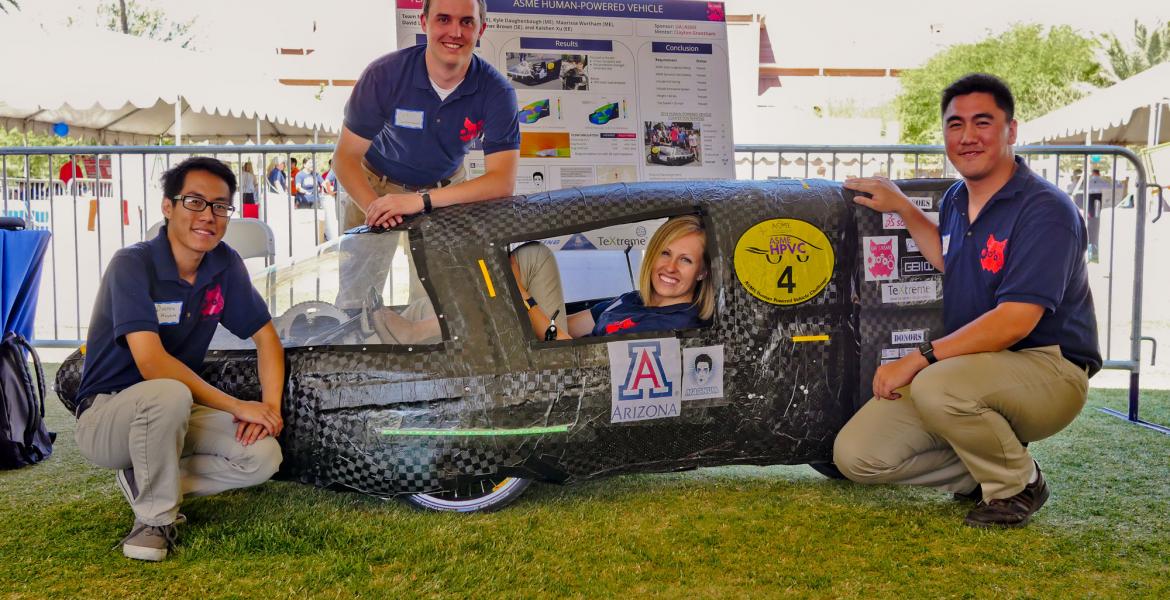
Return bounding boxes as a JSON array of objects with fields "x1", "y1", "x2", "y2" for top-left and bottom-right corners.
[
  {"x1": 74, "y1": 157, "x2": 285, "y2": 561},
  {"x1": 333, "y1": 0, "x2": 520, "y2": 230},
  {"x1": 834, "y1": 73, "x2": 1100, "y2": 528}
]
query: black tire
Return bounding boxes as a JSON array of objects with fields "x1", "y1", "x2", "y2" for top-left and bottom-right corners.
[
  {"x1": 808, "y1": 462, "x2": 847, "y2": 480},
  {"x1": 402, "y1": 476, "x2": 532, "y2": 513}
]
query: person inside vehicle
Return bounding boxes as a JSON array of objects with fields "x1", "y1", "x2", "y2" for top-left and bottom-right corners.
[{"x1": 373, "y1": 215, "x2": 713, "y2": 343}]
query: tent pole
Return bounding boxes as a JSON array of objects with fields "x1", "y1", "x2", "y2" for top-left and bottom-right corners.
[
  {"x1": 175, "y1": 95, "x2": 183, "y2": 146},
  {"x1": 256, "y1": 116, "x2": 262, "y2": 146}
]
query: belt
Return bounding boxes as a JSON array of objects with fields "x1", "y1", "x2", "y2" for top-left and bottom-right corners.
[{"x1": 362, "y1": 159, "x2": 453, "y2": 192}]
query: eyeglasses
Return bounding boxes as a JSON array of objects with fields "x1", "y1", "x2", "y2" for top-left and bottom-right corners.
[{"x1": 173, "y1": 195, "x2": 235, "y2": 218}]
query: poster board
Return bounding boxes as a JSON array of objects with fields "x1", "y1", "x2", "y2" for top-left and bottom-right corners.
[{"x1": 395, "y1": 0, "x2": 734, "y2": 194}]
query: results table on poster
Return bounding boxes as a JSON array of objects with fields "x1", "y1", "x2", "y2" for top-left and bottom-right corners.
[{"x1": 396, "y1": 0, "x2": 734, "y2": 194}]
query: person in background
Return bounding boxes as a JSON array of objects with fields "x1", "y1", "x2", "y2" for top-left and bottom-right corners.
[
  {"x1": 240, "y1": 161, "x2": 259, "y2": 219},
  {"x1": 289, "y1": 157, "x2": 301, "y2": 204},
  {"x1": 266, "y1": 160, "x2": 287, "y2": 194}
]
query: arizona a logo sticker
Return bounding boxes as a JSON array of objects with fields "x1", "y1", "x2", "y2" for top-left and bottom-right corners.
[{"x1": 608, "y1": 339, "x2": 681, "y2": 423}]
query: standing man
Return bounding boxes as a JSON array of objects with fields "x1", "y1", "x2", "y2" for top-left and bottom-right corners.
[
  {"x1": 333, "y1": 0, "x2": 520, "y2": 230},
  {"x1": 834, "y1": 74, "x2": 1099, "y2": 528},
  {"x1": 73, "y1": 157, "x2": 284, "y2": 561}
]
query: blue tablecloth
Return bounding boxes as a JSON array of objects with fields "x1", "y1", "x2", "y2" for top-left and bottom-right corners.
[{"x1": 1, "y1": 229, "x2": 52, "y2": 340}]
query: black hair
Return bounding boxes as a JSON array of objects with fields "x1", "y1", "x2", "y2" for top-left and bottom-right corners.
[
  {"x1": 695, "y1": 353, "x2": 713, "y2": 369},
  {"x1": 160, "y1": 157, "x2": 237, "y2": 201},
  {"x1": 940, "y1": 73, "x2": 1015, "y2": 121},
  {"x1": 532, "y1": 171, "x2": 544, "y2": 180},
  {"x1": 290, "y1": 157, "x2": 298, "y2": 167}
]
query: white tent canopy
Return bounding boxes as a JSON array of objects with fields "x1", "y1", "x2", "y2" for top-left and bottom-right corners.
[
  {"x1": 1019, "y1": 61, "x2": 1170, "y2": 146},
  {"x1": 0, "y1": 19, "x2": 342, "y2": 144}
]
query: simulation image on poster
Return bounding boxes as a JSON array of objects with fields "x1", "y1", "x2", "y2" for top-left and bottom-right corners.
[
  {"x1": 521, "y1": 132, "x2": 571, "y2": 158},
  {"x1": 645, "y1": 121, "x2": 701, "y2": 166},
  {"x1": 506, "y1": 53, "x2": 589, "y2": 90}
]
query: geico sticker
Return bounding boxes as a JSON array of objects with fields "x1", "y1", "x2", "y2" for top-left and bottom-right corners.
[{"x1": 734, "y1": 218, "x2": 834, "y2": 306}]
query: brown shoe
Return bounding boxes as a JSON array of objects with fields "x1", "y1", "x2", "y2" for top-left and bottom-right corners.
[{"x1": 963, "y1": 464, "x2": 1050, "y2": 528}]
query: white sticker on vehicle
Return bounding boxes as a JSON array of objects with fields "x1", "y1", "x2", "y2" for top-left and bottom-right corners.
[
  {"x1": 882, "y1": 212, "x2": 906, "y2": 230},
  {"x1": 881, "y1": 347, "x2": 916, "y2": 359},
  {"x1": 864, "y1": 235, "x2": 899, "y2": 281},
  {"x1": 891, "y1": 329, "x2": 926, "y2": 345},
  {"x1": 906, "y1": 238, "x2": 919, "y2": 253},
  {"x1": 908, "y1": 196, "x2": 933, "y2": 210},
  {"x1": 608, "y1": 338, "x2": 681, "y2": 423},
  {"x1": 682, "y1": 345, "x2": 724, "y2": 400},
  {"x1": 881, "y1": 279, "x2": 939, "y2": 304}
]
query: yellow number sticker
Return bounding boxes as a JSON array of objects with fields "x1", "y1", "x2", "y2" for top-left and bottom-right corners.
[{"x1": 733, "y1": 219, "x2": 835, "y2": 306}]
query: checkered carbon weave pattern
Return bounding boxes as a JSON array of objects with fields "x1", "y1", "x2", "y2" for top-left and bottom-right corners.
[{"x1": 54, "y1": 179, "x2": 954, "y2": 498}]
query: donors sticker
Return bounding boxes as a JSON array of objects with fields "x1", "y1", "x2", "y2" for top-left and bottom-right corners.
[
  {"x1": 734, "y1": 219, "x2": 834, "y2": 306},
  {"x1": 608, "y1": 338, "x2": 681, "y2": 423}
]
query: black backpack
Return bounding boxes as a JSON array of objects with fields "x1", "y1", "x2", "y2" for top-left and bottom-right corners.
[{"x1": 1, "y1": 332, "x2": 55, "y2": 469}]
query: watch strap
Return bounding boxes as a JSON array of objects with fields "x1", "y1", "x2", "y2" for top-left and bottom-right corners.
[
  {"x1": 919, "y1": 340, "x2": 938, "y2": 364},
  {"x1": 421, "y1": 191, "x2": 433, "y2": 214}
]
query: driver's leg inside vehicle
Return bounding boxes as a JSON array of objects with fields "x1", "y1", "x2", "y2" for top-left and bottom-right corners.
[{"x1": 511, "y1": 242, "x2": 568, "y2": 336}]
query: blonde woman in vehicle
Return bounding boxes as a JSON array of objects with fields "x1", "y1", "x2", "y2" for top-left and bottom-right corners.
[{"x1": 514, "y1": 215, "x2": 714, "y2": 340}]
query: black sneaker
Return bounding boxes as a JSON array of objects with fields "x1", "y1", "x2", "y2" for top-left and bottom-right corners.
[{"x1": 963, "y1": 464, "x2": 1050, "y2": 528}]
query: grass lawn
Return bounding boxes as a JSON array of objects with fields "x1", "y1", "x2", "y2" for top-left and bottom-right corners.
[{"x1": 3, "y1": 366, "x2": 1168, "y2": 598}]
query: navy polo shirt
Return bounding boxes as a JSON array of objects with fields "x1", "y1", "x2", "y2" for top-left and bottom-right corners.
[
  {"x1": 344, "y1": 45, "x2": 520, "y2": 187},
  {"x1": 939, "y1": 157, "x2": 1101, "y2": 374},
  {"x1": 75, "y1": 226, "x2": 272, "y2": 411},
  {"x1": 589, "y1": 291, "x2": 704, "y2": 337}
]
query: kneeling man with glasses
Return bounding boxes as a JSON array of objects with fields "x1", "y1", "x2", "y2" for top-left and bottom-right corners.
[{"x1": 73, "y1": 157, "x2": 285, "y2": 561}]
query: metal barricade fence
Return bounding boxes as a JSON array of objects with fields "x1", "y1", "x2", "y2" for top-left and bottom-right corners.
[{"x1": 0, "y1": 143, "x2": 1161, "y2": 428}]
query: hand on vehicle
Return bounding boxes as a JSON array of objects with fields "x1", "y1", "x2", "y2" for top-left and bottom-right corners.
[
  {"x1": 872, "y1": 352, "x2": 927, "y2": 400},
  {"x1": 365, "y1": 192, "x2": 423, "y2": 228},
  {"x1": 844, "y1": 176, "x2": 912, "y2": 214},
  {"x1": 232, "y1": 400, "x2": 283, "y2": 439}
]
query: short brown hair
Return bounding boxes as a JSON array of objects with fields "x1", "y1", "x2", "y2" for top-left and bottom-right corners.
[
  {"x1": 423, "y1": 0, "x2": 488, "y2": 24},
  {"x1": 638, "y1": 215, "x2": 714, "y2": 321}
]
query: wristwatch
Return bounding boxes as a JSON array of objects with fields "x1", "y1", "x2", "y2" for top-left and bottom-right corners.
[
  {"x1": 421, "y1": 191, "x2": 433, "y2": 214},
  {"x1": 525, "y1": 296, "x2": 539, "y2": 311},
  {"x1": 918, "y1": 340, "x2": 938, "y2": 364}
]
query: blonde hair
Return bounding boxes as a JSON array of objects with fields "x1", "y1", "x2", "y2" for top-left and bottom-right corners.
[{"x1": 638, "y1": 215, "x2": 714, "y2": 320}]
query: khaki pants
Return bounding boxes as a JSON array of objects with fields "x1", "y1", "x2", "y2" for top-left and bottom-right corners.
[
  {"x1": 512, "y1": 242, "x2": 569, "y2": 335},
  {"x1": 833, "y1": 346, "x2": 1088, "y2": 501},
  {"x1": 338, "y1": 163, "x2": 466, "y2": 306},
  {"x1": 75, "y1": 379, "x2": 282, "y2": 526}
]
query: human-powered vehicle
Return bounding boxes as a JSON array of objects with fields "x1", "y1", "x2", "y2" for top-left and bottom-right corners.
[{"x1": 57, "y1": 179, "x2": 951, "y2": 512}]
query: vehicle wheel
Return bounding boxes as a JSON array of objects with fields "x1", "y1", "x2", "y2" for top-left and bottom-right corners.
[
  {"x1": 403, "y1": 476, "x2": 532, "y2": 513},
  {"x1": 808, "y1": 462, "x2": 846, "y2": 480}
]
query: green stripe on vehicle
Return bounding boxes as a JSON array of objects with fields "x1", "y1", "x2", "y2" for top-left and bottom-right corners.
[{"x1": 380, "y1": 424, "x2": 571, "y2": 437}]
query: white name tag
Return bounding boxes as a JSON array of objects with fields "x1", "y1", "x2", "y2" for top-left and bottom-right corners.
[
  {"x1": 155, "y1": 301, "x2": 182, "y2": 325},
  {"x1": 394, "y1": 109, "x2": 425, "y2": 129}
]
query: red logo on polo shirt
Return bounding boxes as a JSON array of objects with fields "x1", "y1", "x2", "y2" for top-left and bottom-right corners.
[
  {"x1": 980, "y1": 234, "x2": 1008, "y2": 274},
  {"x1": 605, "y1": 318, "x2": 638, "y2": 335},
  {"x1": 201, "y1": 283, "x2": 225, "y2": 318},
  {"x1": 459, "y1": 117, "x2": 484, "y2": 143}
]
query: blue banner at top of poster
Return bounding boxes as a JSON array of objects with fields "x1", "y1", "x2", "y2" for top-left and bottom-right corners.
[
  {"x1": 485, "y1": 0, "x2": 725, "y2": 22},
  {"x1": 520, "y1": 37, "x2": 615, "y2": 52},
  {"x1": 651, "y1": 41, "x2": 712, "y2": 54}
]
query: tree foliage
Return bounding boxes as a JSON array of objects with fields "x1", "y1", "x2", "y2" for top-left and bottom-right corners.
[
  {"x1": 1099, "y1": 19, "x2": 1170, "y2": 83},
  {"x1": 97, "y1": 0, "x2": 197, "y2": 49},
  {"x1": 0, "y1": 1, "x2": 19, "y2": 14},
  {"x1": 896, "y1": 24, "x2": 1106, "y2": 144}
]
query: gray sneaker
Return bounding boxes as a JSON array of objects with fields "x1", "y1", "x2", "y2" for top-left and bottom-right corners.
[
  {"x1": 115, "y1": 468, "x2": 137, "y2": 504},
  {"x1": 119, "y1": 517, "x2": 183, "y2": 562}
]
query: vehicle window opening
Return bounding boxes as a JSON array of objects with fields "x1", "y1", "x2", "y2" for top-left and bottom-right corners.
[
  {"x1": 506, "y1": 214, "x2": 715, "y2": 343},
  {"x1": 208, "y1": 230, "x2": 447, "y2": 350}
]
